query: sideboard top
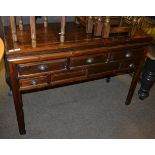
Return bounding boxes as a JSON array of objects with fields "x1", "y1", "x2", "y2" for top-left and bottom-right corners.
[{"x1": 3, "y1": 22, "x2": 152, "y2": 56}]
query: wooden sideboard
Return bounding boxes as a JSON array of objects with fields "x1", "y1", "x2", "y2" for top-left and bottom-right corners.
[{"x1": 1, "y1": 17, "x2": 152, "y2": 135}]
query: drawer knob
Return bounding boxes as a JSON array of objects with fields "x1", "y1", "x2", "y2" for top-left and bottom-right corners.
[
  {"x1": 38, "y1": 65, "x2": 48, "y2": 71},
  {"x1": 129, "y1": 63, "x2": 135, "y2": 68},
  {"x1": 86, "y1": 58, "x2": 95, "y2": 63},
  {"x1": 31, "y1": 80, "x2": 37, "y2": 85},
  {"x1": 125, "y1": 52, "x2": 132, "y2": 58}
]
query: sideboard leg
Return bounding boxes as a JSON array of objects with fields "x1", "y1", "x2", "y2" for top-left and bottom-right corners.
[
  {"x1": 9, "y1": 63, "x2": 26, "y2": 135},
  {"x1": 12, "y1": 90, "x2": 26, "y2": 135},
  {"x1": 125, "y1": 50, "x2": 147, "y2": 105},
  {"x1": 125, "y1": 70, "x2": 140, "y2": 105}
]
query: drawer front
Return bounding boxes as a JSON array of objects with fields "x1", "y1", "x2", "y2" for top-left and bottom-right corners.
[
  {"x1": 110, "y1": 49, "x2": 143, "y2": 61},
  {"x1": 120, "y1": 59, "x2": 138, "y2": 71},
  {"x1": 52, "y1": 69, "x2": 86, "y2": 85},
  {"x1": 88, "y1": 62, "x2": 120, "y2": 75},
  {"x1": 18, "y1": 59, "x2": 67, "y2": 75},
  {"x1": 70, "y1": 53, "x2": 108, "y2": 68},
  {"x1": 19, "y1": 76, "x2": 49, "y2": 89}
]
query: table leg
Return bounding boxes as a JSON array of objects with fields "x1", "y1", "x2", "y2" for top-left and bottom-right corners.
[
  {"x1": 125, "y1": 51, "x2": 147, "y2": 105},
  {"x1": 9, "y1": 62, "x2": 26, "y2": 135}
]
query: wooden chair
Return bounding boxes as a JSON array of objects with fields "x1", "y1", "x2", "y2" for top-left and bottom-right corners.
[
  {"x1": 75, "y1": 16, "x2": 138, "y2": 38},
  {"x1": 75, "y1": 16, "x2": 93, "y2": 34},
  {"x1": 102, "y1": 16, "x2": 138, "y2": 38}
]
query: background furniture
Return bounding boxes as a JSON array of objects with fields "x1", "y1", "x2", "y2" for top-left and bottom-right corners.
[
  {"x1": 1, "y1": 16, "x2": 152, "y2": 134},
  {"x1": 75, "y1": 16, "x2": 137, "y2": 38},
  {"x1": 0, "y1": 38, "x2": 4, "y2": 62},
  {"x1": 138, "y1": 45, "x2": 155, "y2": 99},
  {"x1": 137, "y1": 17, "x2": 155, "y2": 100}
]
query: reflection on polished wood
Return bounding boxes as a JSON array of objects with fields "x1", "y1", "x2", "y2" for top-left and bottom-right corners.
[
  {"x1": 30, "y1": 16, "x2": 36, "y2": 48},
  {"x1": 10, "y1": 16, "x2": 17, "y2": 42}
]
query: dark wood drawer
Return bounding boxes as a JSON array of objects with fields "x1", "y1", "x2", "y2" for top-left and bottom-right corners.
[
  {"x1": 110, "y1": 48, "x2": 143, "y2": 61},
  {"x1": 88, "y1": 62, "x2": 120, "y2": 75},
  {"x1": 120, "y1": 59, "x2": 138, "y2": 71},
  {"x1": 52, "y1": 69, "x2": 86, "y2": 85},
  {"x1": 18, "y1": 59, "x2": 67, "y2": 76},
  {"x1": 19, "y1": 76, "x2": 50, "y2": 89},
  {"x1": 70, "y1": 53, "x2": 108, "y2": 68}
]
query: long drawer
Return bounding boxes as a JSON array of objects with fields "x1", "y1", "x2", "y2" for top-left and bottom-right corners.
[
  {"x1": 18, "y1": 58, "x2": 67, "y2": 76},
  {"x1": 18, "y1": 48, "x2": 142, "y2": 91},
  {"x1": 88, "y1": 61, "x2": 120, "y2": 76},
  {"x1": 52, "y1": 69, "x2": 86, "y2": 85},
  {"x1": 19, "y1": 58, "x2": 140, "y2": 91},
  {"x1": 120, "y1": 59, "x2": 138, "y2": 71},
  {"x1": 110, "y1": 48, "x2": 143, "y2": 61},
  {"x1": 19, "y1": 69, "x2": 86, "y2": 90},
  {"x1": 70, "y1": 53, "x2": 108, "y2": 68}
]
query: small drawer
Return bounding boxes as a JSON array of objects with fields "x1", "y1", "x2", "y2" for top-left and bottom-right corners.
[
  {"x1": 110, "y1": 49, "x2": 143, "y2": 61},
  {"x1": 19, "y1": 76, "x2": 49, "y2": 88},
  {"x1": 18, "y1": 59, "x2": 67, "y2": 75},
  {"x1": 70, "y1": 53, "x2": 108, "y2": 68},
  {"x1": 88, "y1": 62, "x2": 120, "y2": 75},
  {"x1": 120, "y1": 60, "x2": 138, "y2": 71},
  {"x1": 52, "y1": 69, "x2": 86, "y2": 85}
]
